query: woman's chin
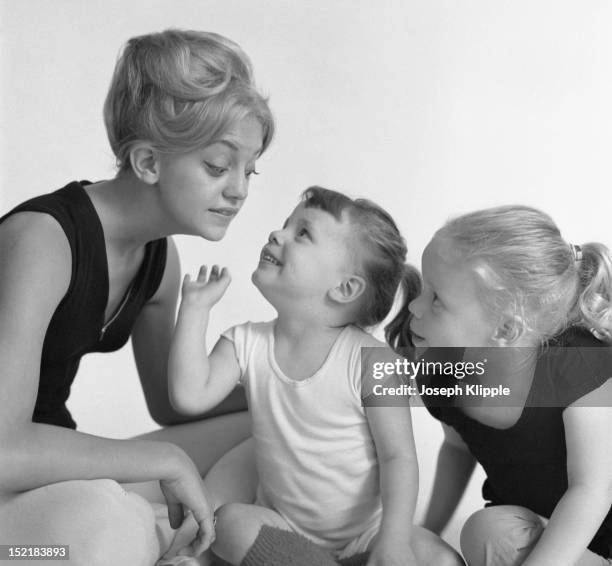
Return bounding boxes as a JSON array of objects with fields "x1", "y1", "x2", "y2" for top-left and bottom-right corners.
[{"x1": 198, "y1": 226, "x2": 228, "y2": 241}]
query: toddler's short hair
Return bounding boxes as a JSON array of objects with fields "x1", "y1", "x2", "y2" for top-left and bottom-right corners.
[
  {"x1": 302, "y1": 186, "x2": 420, "y2": 331},
  {"x1": 104, "y1": 29, "x2": 274, "y2": 172}
]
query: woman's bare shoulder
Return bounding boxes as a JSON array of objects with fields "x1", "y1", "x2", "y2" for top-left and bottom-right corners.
[{"x1": 0, "y1": 211, "x2": 71, "y2": 301}]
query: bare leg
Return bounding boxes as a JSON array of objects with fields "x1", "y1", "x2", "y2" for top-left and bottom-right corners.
[
  {"x1": 124, "y1": 413, "x2": 252, "y2": 565},
  {"x1": 461, "y1": 506, "x2": 610, "y2": 566},
  {"x1": 127, "y1": 414, "x2": 252, "y2": 565},
  {"x1": 212, "y1": 503, "x2": 292, "y2": 565},
  {"x1": 204, "y1": 437, "x2": 257, "y2": 509},
  {"x1": 411, "y1": 525, "x2": 465, "y2": 566},
  {"x1": 0, "y1": 479, "x2": 160, "y2": 566},
  {"x1": 125, "y1": 412, "x2": 251, "y2": 504},
  {"x1": 155, "y1": 438, "x2": 258, "y2": 565}
]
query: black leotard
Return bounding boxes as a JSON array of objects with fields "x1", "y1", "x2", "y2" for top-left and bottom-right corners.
[{"x1": 0, "y1": 181, "x2": 167, "y2": 429}]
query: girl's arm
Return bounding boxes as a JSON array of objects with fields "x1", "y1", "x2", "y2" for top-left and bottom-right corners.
[
  {"x1": 168, "y1": 265, "x2": 241, "y2": 415},
  {"x1": 421, "y1": 424, "x2": 477, "y2": 535},
  {"x1": 365, "y1": 403, "x2": 419, "y2": 566},
  {"x1": 521, "y1": 380, "x2": 612, "y2": 566},
  {"x1": 0, "y1": 214, "x2": 214, "y2": 554}
]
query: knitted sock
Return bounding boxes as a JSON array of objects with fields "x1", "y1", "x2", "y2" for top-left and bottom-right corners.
[
  {"x1": 338, "y1": 552, "x2": 370, "y2": 566},
  {"x1": 241, "y1": 525, "x2": 338, "y2": 566}
]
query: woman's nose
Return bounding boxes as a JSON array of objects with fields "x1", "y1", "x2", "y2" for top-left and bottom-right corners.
[{"x1": 223, "y1": 171, "x2": 249, "y2": 201}]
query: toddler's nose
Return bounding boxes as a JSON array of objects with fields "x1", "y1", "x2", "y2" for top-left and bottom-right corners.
[{"x1": 268, "y1": 230, "x2": 281, "y2": 245}]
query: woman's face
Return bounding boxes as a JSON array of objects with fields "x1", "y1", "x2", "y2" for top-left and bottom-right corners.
[
  {"x1": 156, "y1": 115, "x2": 264, "y2": 240},
  {"x1": 408, "y1": 237, "x2": 500, "y2": 348}
]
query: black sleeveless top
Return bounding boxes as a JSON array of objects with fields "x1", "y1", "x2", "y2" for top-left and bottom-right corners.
[
  {"x1": 0, "y1": 181, "x2": 168, "y2": 429},
  {"x1": 417, "y1": 327, "x2": 612, "y2": 556}
]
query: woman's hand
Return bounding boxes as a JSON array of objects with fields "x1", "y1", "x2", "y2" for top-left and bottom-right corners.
[
  {"x1": 181, "y1": 265, "x2": 230, "y2": 311},
  {"x1": 160, "y1": 449, "x2": 216, "y2": 556}
]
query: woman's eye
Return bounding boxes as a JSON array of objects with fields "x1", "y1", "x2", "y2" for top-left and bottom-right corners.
[
  {"x1": 204, "y1": 162, "x2": 228, "y2": 176},
  {"x1": 246, "y1": 168, "x2": 259, "y2": 179}
]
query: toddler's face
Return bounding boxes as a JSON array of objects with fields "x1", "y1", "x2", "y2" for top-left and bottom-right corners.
[
  {"x1": 252, "y1": 203, "x2": 357, "y2": 305},
  {"x1": 408, "y1": 237, "x2": 498, "y2": 348}
]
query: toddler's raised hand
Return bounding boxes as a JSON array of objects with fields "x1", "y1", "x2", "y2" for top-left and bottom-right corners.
[{"x1": 181, "y1": 265, "x2": 231, "y2": 310}]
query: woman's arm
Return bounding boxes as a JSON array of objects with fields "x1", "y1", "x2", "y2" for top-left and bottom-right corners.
[
  {"x1": 132, "y1": 241, "x2": 244, "y2": 424},
  {"x1": 0, "y1": 215, "x2": 214, "y2": 553},
  {"x1": 365, "y1": 403, "x2": 419, "y2": 566},
  {"x1": 167, "y1": 265, "x2": 241, "y2": 415},
  {"x1": 421, "y1": 424, "x2": 477, "y2": 535},
  {"x1": 131, "y1": 237, "x2": 185, "y2": 425},
  {"x1": 521, "y1": 379, "x2": 612, "y2": 566}
]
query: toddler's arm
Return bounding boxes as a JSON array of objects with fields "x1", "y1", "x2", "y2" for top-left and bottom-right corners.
[
  {"x1": 522, "y1": 381, "x2": 612, "y2": 566},
  {"x1": 421, "y1": 424, "x2": 476, "y2": 535},
  {"x1": 168, "y1": 265, "x2": 241, "y2": 415},
  {"x1": 365, "y1": 401, "x2": 419, "y2": 566}
]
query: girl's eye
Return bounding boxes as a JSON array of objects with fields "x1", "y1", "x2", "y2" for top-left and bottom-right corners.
[
  {"x1": 246, "y1": 168, "x2": 259, "y2": 179},
  {"x1": 204, "y1": 162, "x2": 228, "y2": 176}
]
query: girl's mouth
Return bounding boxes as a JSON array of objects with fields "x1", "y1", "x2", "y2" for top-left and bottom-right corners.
[{"x1": 410, "y1": 329, "x2": 426, "y2": 343}]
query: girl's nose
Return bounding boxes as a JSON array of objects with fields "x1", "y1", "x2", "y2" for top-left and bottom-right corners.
[{"x1": 408, "y1": 294, "x2": 423, "y2": 318}]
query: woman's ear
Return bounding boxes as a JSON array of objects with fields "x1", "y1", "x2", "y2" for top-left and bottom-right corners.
[
  {"x1": 491, "y1": 314, "x2": 525, "y2": 345},
  {"x1": 328, "y1": 275, "x2": 367, "y2": 305},
  {"x1": 129, "y1": 143, "x2": 160, "y2": 184}
]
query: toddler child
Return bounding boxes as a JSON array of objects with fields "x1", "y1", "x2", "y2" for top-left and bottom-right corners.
[{"x1": 169, "y1": 187, "x2": 463, "y2": 566}]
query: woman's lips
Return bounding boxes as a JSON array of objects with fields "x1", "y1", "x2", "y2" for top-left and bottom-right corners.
[{"x1": 209, "y1": 207, "x2": 239, "y2": 218}]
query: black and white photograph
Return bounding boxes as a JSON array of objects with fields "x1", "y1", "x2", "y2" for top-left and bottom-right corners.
[{"x1": 1, "y1": 1, "x2": 611, "y2": 565}]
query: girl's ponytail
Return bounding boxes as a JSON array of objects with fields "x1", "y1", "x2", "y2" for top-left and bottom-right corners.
[
  {"x1": 575, "y1": 242, "x2": 612, "y2": 342},
  {"x1": 385, "y1": 263, "x2": 421, "y2": 354}
]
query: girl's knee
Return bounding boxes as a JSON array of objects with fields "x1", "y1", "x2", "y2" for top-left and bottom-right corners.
[
  {"x1": 411, "y1": 526, "x2": 465, "y2": 566},
  {"x1": 214, "y1": 502, "x2": 242, "y2": 534},
  {"x1": 420, "y1": 545, "x2": 465, "y2": 566},
  {"x1": 460, "y1": 506, "x2": 544, "y2": 566}
]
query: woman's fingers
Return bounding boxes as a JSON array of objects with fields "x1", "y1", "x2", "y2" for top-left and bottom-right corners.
[{"x1": 183, "y1": 506, "x2": 215, "y2": 555}]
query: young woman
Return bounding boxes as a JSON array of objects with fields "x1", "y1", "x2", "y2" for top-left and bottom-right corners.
[{"x1": 0, "y1": 28, "x2": 274, "y2": 565}]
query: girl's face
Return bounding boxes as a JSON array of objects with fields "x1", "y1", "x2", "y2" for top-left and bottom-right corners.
[
  {"x1": 156, "y1": 115, "x2": 263, "y2": 240},
  {"x1": 409, "y1": 237, "x2": 499, "y2": 348},
  {"x1": 252, "y1": 204, "x2": 357, "y2": 307}
]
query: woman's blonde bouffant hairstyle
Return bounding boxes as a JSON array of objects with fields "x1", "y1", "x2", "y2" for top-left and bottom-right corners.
[
  {"x1": 104, "y1": 29, "x2": 274, "y2": 172},
  {"x1": 436, "y1": 205, "x2": 612, "y2": 344}
]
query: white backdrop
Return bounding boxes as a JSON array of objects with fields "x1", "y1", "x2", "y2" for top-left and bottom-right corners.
[{"x1": 2, "y1": 0, "x2": 611, "y2": 547}]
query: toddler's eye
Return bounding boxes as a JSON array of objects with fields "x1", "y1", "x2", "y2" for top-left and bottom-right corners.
[
  {"x1": 432, "y1": 292, "x2": 442, "y2": 306},
  {"x1": 204, "y1": 162, "x2": 228, "y2": 176},
  {"x1": 297, "y1": 228, "x2": 310, "y2": 239}
]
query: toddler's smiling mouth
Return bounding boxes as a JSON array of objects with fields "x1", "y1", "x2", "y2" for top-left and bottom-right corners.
[{"x1": 260, "y1": 248, "x2": 282, "y2": 266}]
